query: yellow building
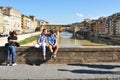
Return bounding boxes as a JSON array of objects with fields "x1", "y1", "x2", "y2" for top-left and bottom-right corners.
[
  {"x1": 21, "y1": 15, "x2": 31, "y2": 33},
  {"x1": 21, "y1": 15, "x2": 39, "y2": 33}
]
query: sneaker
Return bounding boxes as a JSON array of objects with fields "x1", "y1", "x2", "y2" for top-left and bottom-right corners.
[
  {"x1": 51, "y1": 54, "x2": 56, "y2": 60},
  {"x1": 6, "y1": 64, "x2": 10, "y2": 66},
  {"x1": 54, "y1": 54, "x2": 56, "y2": 58},
  {"x1": 43, "y1": 56, "x2": 46, "y2": 60},
  {"x1": 12, "y1": 63, "x2": 17, "y2": 66},
  {"x1": 51, "y1": 54, "x2": 54, "y2": 59}
]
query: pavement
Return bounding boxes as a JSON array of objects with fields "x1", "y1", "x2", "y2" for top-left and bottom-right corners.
[{"x1": 0, "y1": 63, "x2": 120, "y2": 80}]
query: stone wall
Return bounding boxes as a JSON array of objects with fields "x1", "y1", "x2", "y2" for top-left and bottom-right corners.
[{"x1": 0, "y1": 46, "x2": 120, "y2": 65}]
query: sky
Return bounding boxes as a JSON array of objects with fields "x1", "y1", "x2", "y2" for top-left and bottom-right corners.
[{"x1": 0, "y1": 0, "x2": 120, "y2": 24}]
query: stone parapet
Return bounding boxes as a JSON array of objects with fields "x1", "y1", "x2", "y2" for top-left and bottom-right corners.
[{"x1": 0, "y1": 46, "x2": 120, "y2": 65}]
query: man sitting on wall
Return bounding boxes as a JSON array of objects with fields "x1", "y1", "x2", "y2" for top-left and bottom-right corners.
[{"x1": 48, "y1": 30, "x2": 59, "y2": 60}]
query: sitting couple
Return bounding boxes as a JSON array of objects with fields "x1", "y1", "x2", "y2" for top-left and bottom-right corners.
[{"x1": 37, "y1": 29, "x2": 59, "y2": 60}]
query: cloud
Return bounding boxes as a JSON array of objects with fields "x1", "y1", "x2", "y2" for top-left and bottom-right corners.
[
  {"x1": 91, "y1": 15, "x2": 107, "y2": 20},
  {"x1": 91, "y1": 16, "x2": 99, "y2": 20},
  {"x1": 76, "y1": 13, "x2": 84, "y2": 18}
]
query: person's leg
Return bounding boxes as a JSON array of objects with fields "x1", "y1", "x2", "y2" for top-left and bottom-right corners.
[
  {"x1": 41, "y1": 43, "x2": 46, "y2": 60},
  {"x1": 49, "y1": 45, "x2": 53, "y2": 54},
  {"x1": 53, "y1": 45, "x2": 59, "y2": 56},
  {"x1": 11, "y1": 46, "x2": 16, "y2": 65},
  {"x1": 50, "y1": 45, "x2": 59, "y2": 59},
  {"x1": 6, "y1": 46, "x2": 10, "y2": 65}
]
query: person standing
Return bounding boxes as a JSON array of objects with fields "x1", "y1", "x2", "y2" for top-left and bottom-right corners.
[
  {"x1": 37, "y1": 29, "x2": 47, "y2": 60},
  {"x1": 6, "y1": 31, "x2": 18, "y2": 66},
  {"x1": 48, "y1": 30, "x2": 59, "y2": 60}
]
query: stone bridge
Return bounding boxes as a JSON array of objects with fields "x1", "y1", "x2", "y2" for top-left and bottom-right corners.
[{"x1": 45, "y1": 24, "x2": 71, "y2": 35}]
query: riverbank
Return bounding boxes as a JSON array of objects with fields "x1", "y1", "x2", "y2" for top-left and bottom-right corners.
[
  {"x1": 22, "y1": 39, "x2": 105, "y2": 46},
  {"x1": 0, "y1": 32, "x2": 41, "y2": 46},
  {"x1": 19, "y1": 35, "x2": 38, "y2": 45},
  {"x1": 22, "y1": 40, "x2": 37, "y2": 46}
]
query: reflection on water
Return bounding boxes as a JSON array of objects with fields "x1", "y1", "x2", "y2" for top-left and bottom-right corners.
[
  {"x1": 58, "y1": 37, "x2": 82, "y2": 47},
  {"x1": 59, "y1": 32, "x2": 73, "y2": 38},
  {"x1": 58, "y1": 32, "x2": 82, "y2": 46},
  {"x1": 58, "y1": 32, "x2": 104, "y2": 47}
]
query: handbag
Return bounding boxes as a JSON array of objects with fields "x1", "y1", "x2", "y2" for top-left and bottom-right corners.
[
  {"x1": 15, "y1": 42, "x2": 20, "y2": 47},
  {"x1": 5, "y1": 43, "x2": 9, "y2": 48},
  {"x1": 34, "y1": 43, "x2": 42, "y2": 48}
]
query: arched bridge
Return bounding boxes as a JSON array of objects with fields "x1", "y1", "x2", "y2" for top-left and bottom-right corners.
[
  {"x1": 45, "y1": 24, "x2": 71, "y2": 36},
  {"x1": 45, "y1": 24, "x2": 71, "y2": 31}
]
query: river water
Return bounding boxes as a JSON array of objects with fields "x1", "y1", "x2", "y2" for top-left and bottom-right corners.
[
  {"x1": 58, "y1": 32, "x2": 104, "y2": 47},
  {"x1": 58, "y1": 32, "x2": 82, "y2": 46}
]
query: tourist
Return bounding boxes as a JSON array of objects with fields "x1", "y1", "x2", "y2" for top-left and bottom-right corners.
[
  {"x1": 48, "y1": 30, "x2": 59, "y2": 60},
  {"x1": 37, "y1": 29, "x2": 48, "y2": 60},
  {"x1": 6, "y1": 31, "x2": 18, "y2": 66}
]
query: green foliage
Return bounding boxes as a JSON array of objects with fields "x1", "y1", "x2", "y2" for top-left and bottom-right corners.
[{"x1": 19, "y1": 35, "x2": 39, "y2": 45}]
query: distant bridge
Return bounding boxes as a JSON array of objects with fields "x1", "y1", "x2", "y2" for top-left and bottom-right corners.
[
  {"x1": 44, "y1": 24, "x2": 71, "y2": 36},
  {"x1": 45, "y1": 24, "x2": 71, "y2": 31}
]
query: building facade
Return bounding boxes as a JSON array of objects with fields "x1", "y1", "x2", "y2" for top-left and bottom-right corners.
[
  {"x1": 29, "y1": 15, "x2": 37, "y2": 32},
  {"x1": 94, "y1": 17, "x2": 107, "y2": 34},
  {"x1": 0, "y1": 6, "x2": 22, "y2": 34},
  {"x1": 10, "y1": 7, "x2": 22, "y2": 34},
  {"x1": 0, "y1": 6, "x2": 10, "y2": 35},
  {"x1": 0, "y1": 8, "x2": 3, "y2": 34},
  {"x1": 2, "y1": 15, "x2": 10, "y2": 35},
  {"x1": 39, "y1": 20, "x2": 48, "y2": 31},
  {"x1": 0, "y1": 6, "x2": 49, "y2": 35},
  {"x1": 21, "y1": 15, "x2": 32, "y2": 33},
  {"x1": 107, "y1": 13, "x2": 120, "y2": 36}
]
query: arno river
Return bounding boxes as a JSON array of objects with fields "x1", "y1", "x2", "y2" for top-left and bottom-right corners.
[
  {"x1": 58, "y1": 32, "x2": 82, "y2": 46},
  {"x1": 58, "y1": 32, "x2": 104, "y2": 47}
]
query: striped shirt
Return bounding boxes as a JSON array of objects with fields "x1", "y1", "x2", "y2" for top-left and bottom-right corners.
[{"x1": 37, "y1": 34, "x2": 47, "y2": 44}]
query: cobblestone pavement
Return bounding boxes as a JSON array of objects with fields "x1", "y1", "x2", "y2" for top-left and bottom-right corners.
[{"x1": 0, "y1": 63, "x2": 120, "y2": 80}]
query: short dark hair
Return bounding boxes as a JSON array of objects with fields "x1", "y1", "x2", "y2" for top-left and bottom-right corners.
[
  {"x1": 9, "y1": 31, "x2": 13, "y2": 36},
  {"x1": 49, "y1": 30, "x2": 54, "y2": 34},
  {"x1": 12, "y1": 31, "x2": 17, "y2": 35},
  {"x1": 42, "y1": 29, "x2": 46, "y2": 32}
]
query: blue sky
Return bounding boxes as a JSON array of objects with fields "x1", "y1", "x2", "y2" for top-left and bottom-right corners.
[{"x1": 0, "y1": 0, "x2": 120, "y2": 24}]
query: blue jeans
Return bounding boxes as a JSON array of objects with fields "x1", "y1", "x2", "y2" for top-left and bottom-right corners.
[{"x1": 6, "y1": 46, "x2": 16, "y2": 64}]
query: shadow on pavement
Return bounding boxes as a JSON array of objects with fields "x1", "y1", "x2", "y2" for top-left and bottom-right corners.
[
  {"x1": 58, "y1": 69, "x2": 120, "y2": 75},
  {"x1": 58, "y1": 63, "x2": 120, "y2": 75},
  {"x1": 67, "y1": 63, "x2": 120, "y2": 69}
]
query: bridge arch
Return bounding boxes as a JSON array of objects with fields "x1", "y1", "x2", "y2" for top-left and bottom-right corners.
[{"x1": 45, "y1": 24, "x2": 71, "y2": 36}]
